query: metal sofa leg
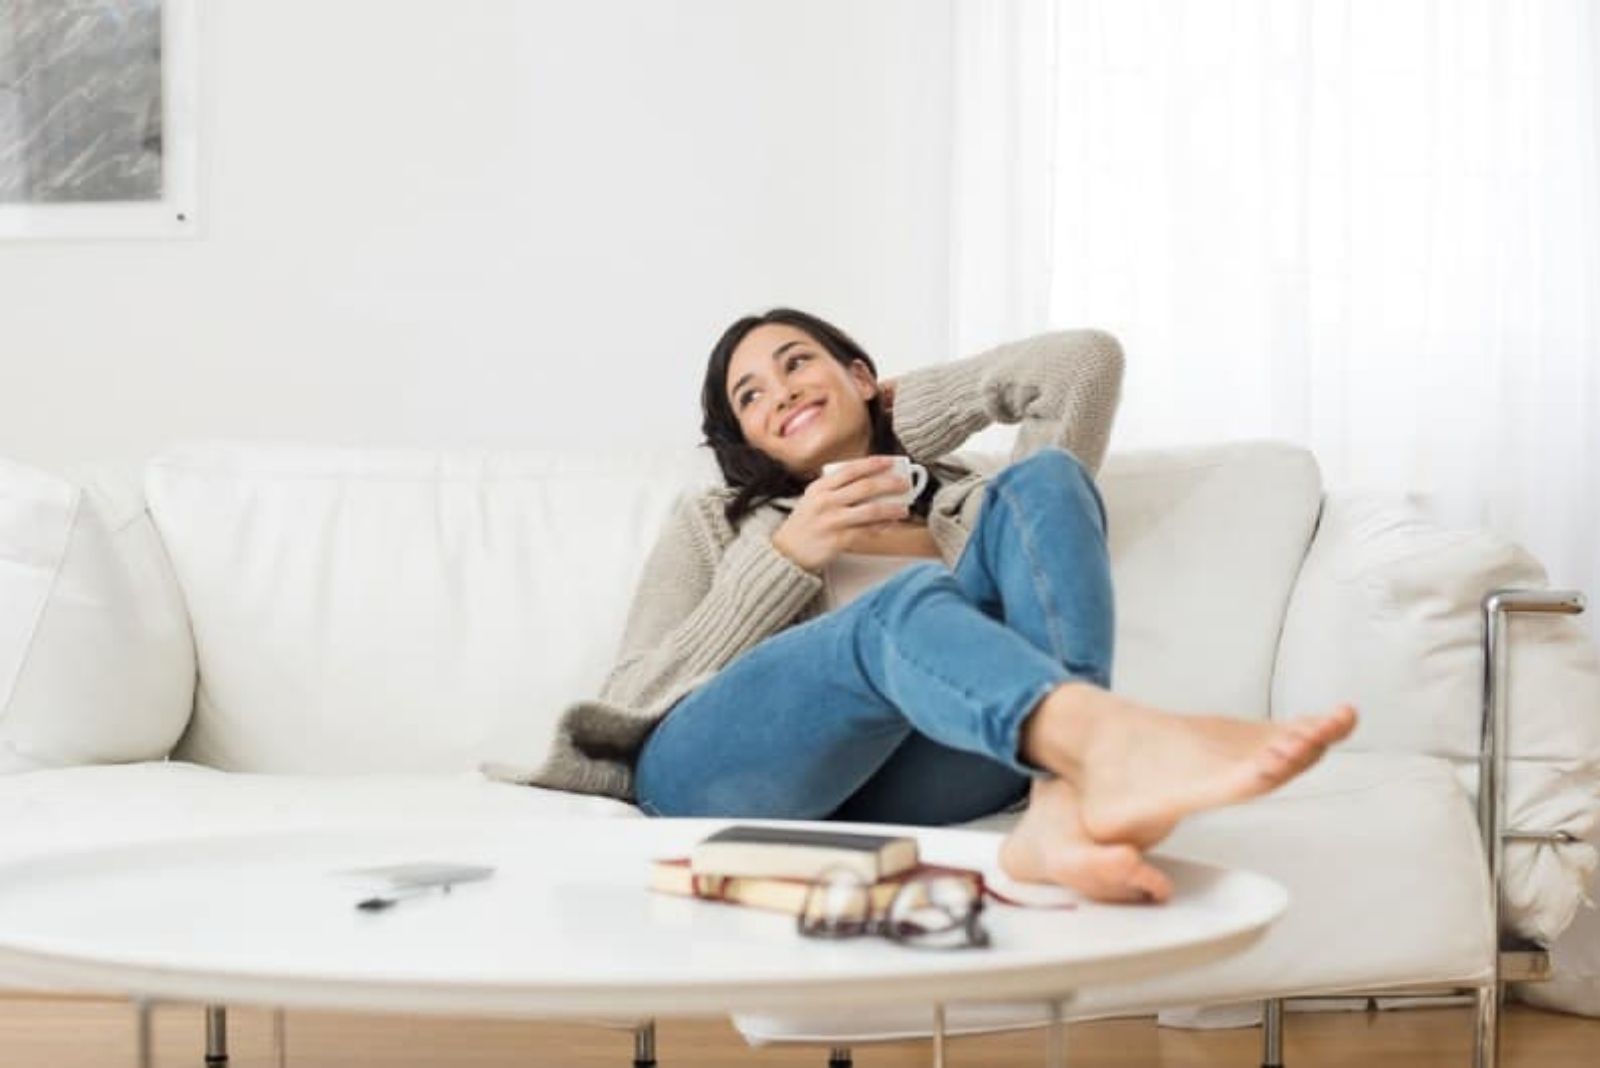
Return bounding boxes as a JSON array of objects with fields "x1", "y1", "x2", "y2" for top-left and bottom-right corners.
[
  {"x1": 827, "y1": 1046, "x2": 853, "y2": 1067},
  {"x1": 1476, "y1": 589, "x2": 1582, "y2": 1068},
  {"x1": 633, "y1": 1020, "x2": 656, "y2": 1067},
  {"x1": 205, "y1": 1004, "x2": 228, "y2": 1066},
  {"x1": 1474, "y1": 983, "x2": 1499, "y2": 1068},
  {"x1": 1261, "y1": 998, "x2": 1284, "y2": 1068}
]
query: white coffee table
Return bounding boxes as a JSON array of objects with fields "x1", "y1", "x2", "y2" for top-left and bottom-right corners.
[{"x1": 0, "y1": 818, "x2": 1286, "y2": 1066}]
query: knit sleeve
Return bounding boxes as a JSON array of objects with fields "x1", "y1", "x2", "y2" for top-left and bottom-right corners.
[
  {"x1": 595, "y1": 492, "x2": 823, "y2": 713},
  {"x1": 889, "y1": 329, "x2": 1126, "y2": 476}
]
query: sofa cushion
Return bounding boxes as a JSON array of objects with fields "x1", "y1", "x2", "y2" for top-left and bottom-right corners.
[
  {"x1": 0, "y1": 761, "x2": 639, "y2": 865},
  {"x1": 144, "y1": 443, "x2": 721, "y2": 774},
  {"x1": 144, "y1": 440, "x2": 1321, "y2": 776},
  {"x1": 733, "y1": 749, "x2": 1493, "y2": 1044},
  {"x1": 1272, "y1": 491, "x2": 1600, "y2": 944},
  {"x1": 0, "y1": 458, "x2": 194, "y2": 772},
  {"x1": 1097, "y1": 441, "x2": 1323, "y2": 720}
]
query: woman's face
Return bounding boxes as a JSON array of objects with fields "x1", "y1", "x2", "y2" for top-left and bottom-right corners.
[{"x1": 725, "y1": 323, "x2": 878, "y2": 479}]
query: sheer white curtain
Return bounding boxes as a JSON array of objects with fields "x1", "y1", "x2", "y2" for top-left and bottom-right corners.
[{"x1": 952, "y1": 0, "x2": 1600, "y2": 632}]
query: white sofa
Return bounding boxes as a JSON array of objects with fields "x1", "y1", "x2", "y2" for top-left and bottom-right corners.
[{"x1": 2, "y1": 439, "x2": 1598, "y2": 1068}]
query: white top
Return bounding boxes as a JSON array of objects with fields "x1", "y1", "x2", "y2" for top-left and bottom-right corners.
[
  {"x1": 823, "y1": 553, "x2": 934, "y2": 611},
  {"x1": 0, "y1": 819, "x2": 1286, "y2": 1018}
]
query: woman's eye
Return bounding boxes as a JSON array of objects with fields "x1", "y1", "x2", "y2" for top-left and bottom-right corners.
[{"x1": 736, "y1": 354, "x2": 807, "y2": 409}]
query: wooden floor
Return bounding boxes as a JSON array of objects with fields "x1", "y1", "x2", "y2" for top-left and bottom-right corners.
[{"x1": 2, "y1": 993, "x2": 1597, "y2": 1067}]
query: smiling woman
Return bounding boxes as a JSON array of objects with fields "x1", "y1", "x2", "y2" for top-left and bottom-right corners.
[
  {"x1": 699, "y1": 308, "x2": 935, "y2": 528},
  {"x1": 504, "y1": 311, "x2": 1360, "y2": 907}
]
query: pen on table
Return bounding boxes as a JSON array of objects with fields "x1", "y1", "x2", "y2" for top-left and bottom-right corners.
[{"x1": 355, "y1": 882, "x2": 457, "y2": 912}]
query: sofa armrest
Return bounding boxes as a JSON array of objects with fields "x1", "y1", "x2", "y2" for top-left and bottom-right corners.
[
  {"x1": 0, "y1": 457, "x2": 194, "y2": 772},
  {"x1": 1272, "y1": 492, "x2": 1600, "y2": 944},
  {"x1": 1480, "y1": 589, "x2": 1588, "y2": 944}
]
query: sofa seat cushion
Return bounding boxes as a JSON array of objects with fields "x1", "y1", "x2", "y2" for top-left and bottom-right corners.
[
  {"x1": 734, "y1": 750, "x2": 1494, "y2": 1045},
  {"x1": 0, "y1": 761, "x2": 639, "y2": 869}
]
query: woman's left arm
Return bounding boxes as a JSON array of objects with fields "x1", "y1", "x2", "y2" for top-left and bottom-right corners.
[{"x1": 887, "y1": 329, "x2": 1126, "y2": 476}]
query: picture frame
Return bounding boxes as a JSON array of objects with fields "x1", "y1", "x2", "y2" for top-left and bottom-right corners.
[{"x1": 0, "y1": 0, "x2": 199, "y2": 240}]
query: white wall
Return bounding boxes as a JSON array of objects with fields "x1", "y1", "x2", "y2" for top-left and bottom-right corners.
[{"x1": 0, "y1": 0, "x2": 955, "y2": 471}]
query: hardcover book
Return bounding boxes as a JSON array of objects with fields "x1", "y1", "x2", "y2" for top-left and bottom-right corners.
[{"x1": 689, "y1": 824, "x2": 920, "y2": 882}]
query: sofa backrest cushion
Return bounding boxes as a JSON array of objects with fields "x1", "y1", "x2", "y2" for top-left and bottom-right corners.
[
  {"x1": 0, "y1": 458, "x2": 195, "y2": 771},
  {"x1": 146, "y1": 443, "x2": 723, "y2": 773},
  {"x1": 144, "y1": 439, "x2": 1322, "y2": 774},
  {"x1": 1098, "y1": 440, "x2": 1324, "y2": 720}
]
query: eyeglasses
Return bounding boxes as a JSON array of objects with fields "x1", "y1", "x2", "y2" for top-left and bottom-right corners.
[{"x1": 797, "y1": 865, "x2": 991, "y2": 950}]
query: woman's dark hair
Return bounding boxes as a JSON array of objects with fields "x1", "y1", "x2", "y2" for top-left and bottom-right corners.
[{"x1": 700, "y1": 307, "x2": 937, "y2": 528}]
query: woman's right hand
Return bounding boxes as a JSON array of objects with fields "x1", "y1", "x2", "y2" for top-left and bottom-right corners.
[{"x1": 771, "y1": 456, "x2": 915, "y2": 574}]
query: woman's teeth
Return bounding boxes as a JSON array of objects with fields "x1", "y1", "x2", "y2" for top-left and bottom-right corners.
[{"x1": 785, "y1": 404, "x2": 822, "y2": 435}]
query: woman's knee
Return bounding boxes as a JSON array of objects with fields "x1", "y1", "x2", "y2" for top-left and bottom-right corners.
[
  {"x1": 995, "y1": 446, "x2": 1090, "y2": 490},
  {"x1": 992, "y1": 447, "x2": 1107, "y2": 530}
]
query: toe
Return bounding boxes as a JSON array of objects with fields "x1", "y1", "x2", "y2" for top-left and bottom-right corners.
[
  {"x1": 1270, "y1": 730, "x2": 1324, "y2": 765},
  {"x1": 1045, "y1": 842, "x2": 1165, "y2": 904},
  {"x1": 1311, "y1": 705, "x2": 1358, "y2": 744},
  {"x1": 1286, "y1": 718, "x2": 1327, "y2": 744},
  {"x1": 1133, "y1": 864, "x2": 1174, "y2": 904},
  {"x1": 1101, "y1": 845, "x2": 1173, "y2": 904}
]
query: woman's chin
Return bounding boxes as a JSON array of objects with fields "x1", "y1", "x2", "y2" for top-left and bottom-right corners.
[
  {"x1": 776, "y1": 440, "x2": 829, "y2": 474},
  {"x1": 776, "y1": 431, "x2": 868, "y2": 479}
]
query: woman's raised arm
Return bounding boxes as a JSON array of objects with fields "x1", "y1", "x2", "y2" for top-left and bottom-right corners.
[{"x1": 888, "y1": 329, "x2": 1125, "y2": 475}]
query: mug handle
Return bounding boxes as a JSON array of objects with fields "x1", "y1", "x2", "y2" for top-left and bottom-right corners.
[{"x1": 906, "y1": 463, "x2": 929, "y2": 500}]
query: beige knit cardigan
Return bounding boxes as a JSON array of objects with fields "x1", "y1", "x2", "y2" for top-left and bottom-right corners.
[{"x1": 485, "y1": 329, "x2": 1125, "y2": 802}]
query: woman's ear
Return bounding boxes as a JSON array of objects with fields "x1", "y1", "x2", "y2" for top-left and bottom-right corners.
[{"x1": 847, "y1": 359, "x2": 879, "y2": 402}]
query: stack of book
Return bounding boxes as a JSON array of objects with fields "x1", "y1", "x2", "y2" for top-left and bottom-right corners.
[{"x1": 649, "y1": 825, "x2": 981, "y2": 916}]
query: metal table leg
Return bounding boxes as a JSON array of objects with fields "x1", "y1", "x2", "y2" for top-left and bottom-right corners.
[
  {"x1": 134, "y1": 999, "x2": 153, "y2": 1068},
  {"x1": 205, "y1": 1005, "x2": 228, "y2": 1066},
  {"x1": 272, "y1": 1008, "x2": 286, "y2": 1068},
  {"x1": 1263, "y1": 997, "x2": 1284, "y2": 1068},
  {"x1": 1046, "y1": 999, "x2": 1067, "y2": 1068},
  {"x1": 633, "y1": 1020, "x2": 657, "y2": 1067}
]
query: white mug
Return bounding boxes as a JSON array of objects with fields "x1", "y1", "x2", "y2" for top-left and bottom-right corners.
[{"x1": 821, "y1": 455, "x2": 929, "y2": 507}]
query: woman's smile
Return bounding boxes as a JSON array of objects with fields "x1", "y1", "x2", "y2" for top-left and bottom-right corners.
[{"x1": 781, "y1": 400, "x2": 826, "y2": 437}]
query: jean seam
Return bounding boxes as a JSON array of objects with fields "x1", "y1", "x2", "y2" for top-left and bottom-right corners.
[{"x1": 991, "y1": 476, "x2": 1073, "y2": 664}]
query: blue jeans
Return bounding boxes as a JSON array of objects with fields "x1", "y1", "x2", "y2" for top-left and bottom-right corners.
[{"x1": 633, "y1": 446, "x2": 1115, "y2": 825}]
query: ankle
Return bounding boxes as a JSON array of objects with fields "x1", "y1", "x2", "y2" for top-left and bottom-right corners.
[{"x1": 1020, "y1": 681, "x2": 1107, "y2": 777}]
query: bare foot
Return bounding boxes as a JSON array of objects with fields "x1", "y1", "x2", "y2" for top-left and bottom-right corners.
[
  {"x1": 999, "y1": 777, "x2": 1174, "y2": 903},
  {"x1": 1021, "y1": 683, "x2": 1358, "y2": 848}
]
